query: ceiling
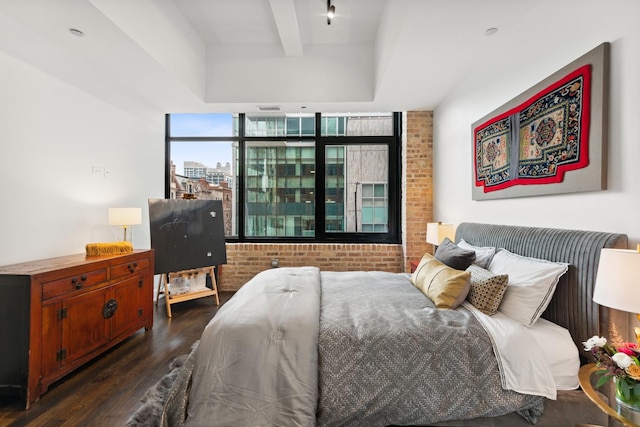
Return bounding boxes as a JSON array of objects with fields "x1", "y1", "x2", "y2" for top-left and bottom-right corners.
[{"x1": 0, "y1": 0, "x2": 606, "y2": 117}]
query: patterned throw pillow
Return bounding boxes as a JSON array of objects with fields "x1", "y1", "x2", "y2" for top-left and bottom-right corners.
[{"x1": 465, "y1": 264, "x2": 508, "y2": 316}]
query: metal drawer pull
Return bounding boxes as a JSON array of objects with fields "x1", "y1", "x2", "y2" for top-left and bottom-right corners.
[
  {"x1": 71, "y1": 274, "x2": 88, "y2": 289},
  {"x1": 102, "y1": 299, "x2": 118, "y2": 318},
  {"x1": 127, "y1": 262, "x2": 138, "y2": 273}
]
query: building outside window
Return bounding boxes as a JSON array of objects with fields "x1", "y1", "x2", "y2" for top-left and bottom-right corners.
[
  {"x1": 325, "y1": 145, "x2": 344, "y2": 231},
  {"x1": 167, "y1": 112, "x2": 401, "y2": 243},
  {"x1": 360, "y1": 183, "x2": 388, "y2": 232}
]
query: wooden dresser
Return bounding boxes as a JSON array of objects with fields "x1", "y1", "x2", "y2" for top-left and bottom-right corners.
[{"x1": 0, "y1": 249, "x2": 154, "y2": 409}]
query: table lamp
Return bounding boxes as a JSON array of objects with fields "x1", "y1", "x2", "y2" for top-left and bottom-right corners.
[
  {"x1": 592, "y1": 245, "x2": 640, "y2": 342},
  {"x1": 426, "y1": 222, "x2": 456, "y2": 247},
  {"x1": 108, "y1": 207, "x2": 142, "y2": 241}
]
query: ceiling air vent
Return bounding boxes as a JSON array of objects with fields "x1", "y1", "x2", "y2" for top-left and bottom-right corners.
[{"x1": 257, "y1": 105, "x2": 281, "y2": 112}]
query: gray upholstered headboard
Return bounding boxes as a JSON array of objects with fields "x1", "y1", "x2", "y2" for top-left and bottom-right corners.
[{"x1": 455, "y1": 222, "x2": 628, "y2": 362}]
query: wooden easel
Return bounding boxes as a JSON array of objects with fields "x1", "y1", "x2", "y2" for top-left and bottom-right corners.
[{"x1": 155, "y1": 265, "x2": 219, "y2": 318}]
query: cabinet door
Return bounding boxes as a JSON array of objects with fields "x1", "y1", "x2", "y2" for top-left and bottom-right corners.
[
  {"x1": 61, "y1": 288, "x2": 110, "y2": 367},
  {"x1": 41, "y1": 301, "x2": 62, "y2": 379},
  {"x1": 111, "y1": 275, "x2": 146, "y2": 339}
]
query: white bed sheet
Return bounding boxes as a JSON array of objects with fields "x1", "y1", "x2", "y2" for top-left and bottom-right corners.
[
  {"x1": 463, "y1": 301, "x2": 578, "y2": 400},
  {"x1": 527, "y1": 317, "x2": 580, "y2": 390}
]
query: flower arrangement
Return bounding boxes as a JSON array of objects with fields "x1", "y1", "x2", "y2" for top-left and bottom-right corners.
[{"x1": 583, "y1": 334, "x2": 640, "y2": 406}]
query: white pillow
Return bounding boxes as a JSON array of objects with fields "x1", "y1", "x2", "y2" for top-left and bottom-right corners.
[
  {"x1": 458, "y1": 239, "x2": 496, "y2": 269},
  {"x1": 488, "y1": 248, "x2": 569, "y2": 327},
  {"x1": 528, "y1": 317, "x2": 580, "y2": 390}
]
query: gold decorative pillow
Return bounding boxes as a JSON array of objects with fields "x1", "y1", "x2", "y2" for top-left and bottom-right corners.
[
  {"x1": 465, "y1": 264, "x2": 508, "y2": 316},
  {"x1": 411, "y1": 253, "x2": 471, "y2": 309}
]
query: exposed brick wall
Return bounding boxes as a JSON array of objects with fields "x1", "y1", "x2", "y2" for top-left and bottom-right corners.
[
  {"x1": 217, "y1": 111, "x2": 434, "y2": 291},
  {"x1": 403, "y1": 111, "x2": 434, "y2": 270},
  {"x1": 219, "y1": 243, "x2": 404, "y2": 291}
]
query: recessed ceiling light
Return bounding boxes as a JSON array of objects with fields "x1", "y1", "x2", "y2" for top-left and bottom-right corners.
[
  {"x1": 484, "y1": 27, "x2": 498, "y2": 36},
  {"x1": 69, "y1": 28, "x2": 85, "y2": 37}
]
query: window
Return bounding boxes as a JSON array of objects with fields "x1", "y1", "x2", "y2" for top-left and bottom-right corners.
[
  {"x1": 244, "y1": 114, "x2": 316, "y2": 137},
  {"x1": 245, "y1": 141, "x2": 315, "y2": 237},
  {"x1": 324, "y1": 144, "x2": 389, "y2": 233},
  {"x1": 321, "y1": 113, "x2": 393, "y2": 136},
  {"x1": 168, "y1": 114, "x2": 238, "y2": 237},
  {"x1": 166, "y1": 112, "x2": 401, "y2": 243}
]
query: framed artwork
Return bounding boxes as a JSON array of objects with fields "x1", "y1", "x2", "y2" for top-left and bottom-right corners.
[{"x1": 471, "y1": 42, "x2": 609, "y2": 200}]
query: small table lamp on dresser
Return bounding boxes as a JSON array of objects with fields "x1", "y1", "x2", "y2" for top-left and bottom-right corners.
[
  {"x1": 411, "y1": 222, "x2": 456, "y2": 273},
  {"x1": 108, "y1": 207, "x2": 142, "y2": 242},
  {"x1": 582, "y1": 244, "x2": 640, "y2": 426},
  {"x1": 426, "y1": 222, "x2": 456, "y2": 249}
]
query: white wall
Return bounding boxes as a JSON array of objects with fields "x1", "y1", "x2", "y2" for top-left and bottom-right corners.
[
  {"x1": 0, "y1": 50, "x2": 165, "y2": 265},
  {"x1": 433, "y1": 1, "x2": 640, "y2": 248}
]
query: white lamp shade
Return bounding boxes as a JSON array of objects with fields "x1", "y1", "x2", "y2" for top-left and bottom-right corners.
[
  {"x1": 426, "y1": 222, "x2": 455, "y2": 245},
  {"x1": 108, "y1": 208, "x2": 142, "y2": 226},
  {"x1": 593, "y1": 248, "x2": 640, "y2": 314}
]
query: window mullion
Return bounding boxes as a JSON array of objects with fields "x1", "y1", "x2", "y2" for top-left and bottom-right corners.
[
  {"x1": 164, "y1": 114, "x2": 171, "y2": 199},
  {"x1": 237, "y1": 113, "x2": 246, "y2": 239},
  {"x1": 316, "y1": 142, "x2": 326, "y2": 240},
  {"x1": 314, "y1": 113, "x2": 324, "y2": 239}
]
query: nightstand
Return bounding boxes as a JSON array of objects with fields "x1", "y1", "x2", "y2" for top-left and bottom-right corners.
[
  {"x1": 410, "y1": 260, "x2": 419, "y2": 273},
  {"x1": 578, "y1": 363, "x2": 639, "y2": 427}
]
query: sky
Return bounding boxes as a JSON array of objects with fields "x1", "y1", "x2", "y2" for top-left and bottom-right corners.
[{"x1": 169, "y1": 113, "x2": 234, "y2": 174}]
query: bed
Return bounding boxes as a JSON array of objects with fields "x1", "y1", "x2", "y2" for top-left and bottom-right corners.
[{"x1": 162, "y1": 222, "x2": 628, "y2": 427}]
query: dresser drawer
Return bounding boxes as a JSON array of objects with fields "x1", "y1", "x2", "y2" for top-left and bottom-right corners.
[
  {"x1": 111, "y1": 257, "x2": 150, "y2": 280},
  {"x1": 42, "y1": 268, "x2": 108, "y2": 300}
]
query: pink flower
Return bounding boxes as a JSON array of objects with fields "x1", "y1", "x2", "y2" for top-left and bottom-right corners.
[{"x1": 618, "y1": 342, "x2": 639, "y2": 357}]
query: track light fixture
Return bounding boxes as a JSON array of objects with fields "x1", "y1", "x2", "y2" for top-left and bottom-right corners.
[{"x1": 327, "y1": 0, "x2": 335, "y2": 25}]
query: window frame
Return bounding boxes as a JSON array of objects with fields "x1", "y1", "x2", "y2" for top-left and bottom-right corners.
[{"x1": 165, "y1": 112, "x2": 402, "y2": 244}]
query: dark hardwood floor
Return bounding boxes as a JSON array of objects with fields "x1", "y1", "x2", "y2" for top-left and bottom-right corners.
[{"x1": 0, "y1": 291, "x2": 234, "y2": 427}]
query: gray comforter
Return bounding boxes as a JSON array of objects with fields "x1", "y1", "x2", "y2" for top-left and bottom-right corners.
[{"x1": 185, "y1": 267, "x2": 543, "y2": 427}]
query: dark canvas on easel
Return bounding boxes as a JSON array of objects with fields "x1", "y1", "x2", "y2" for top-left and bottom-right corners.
[{"x1": 148, "y1": 199, "x2": 227, "y2": 275}]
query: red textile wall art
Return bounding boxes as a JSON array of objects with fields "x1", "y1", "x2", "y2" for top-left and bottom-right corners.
[
  {"x1": 471, "y1": 42, "x2": 608, "y2": 201},
  {"x1": 474, "y1": 65, "x2": 591, "y2": 193}
]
